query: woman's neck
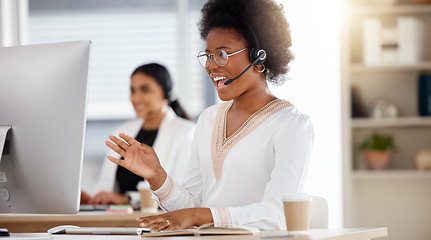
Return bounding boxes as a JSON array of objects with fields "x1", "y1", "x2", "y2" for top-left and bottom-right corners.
[
  {"x1": 232, "y1": 85, "x2": 277, "y2": 115},
  {"x1": 224, "y1": 85, "x2": 276, "y2": 139},
  {"x1": 142, "y1": 109, "x2": 167, "y2": 131}
]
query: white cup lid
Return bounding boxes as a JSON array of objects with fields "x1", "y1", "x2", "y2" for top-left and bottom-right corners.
[
  {"x1": 282, "y1": 193, "x2": 312, "y2": 202},
  {"x1": 136, "y1": 181, "x2": 150, "y2": 190}
]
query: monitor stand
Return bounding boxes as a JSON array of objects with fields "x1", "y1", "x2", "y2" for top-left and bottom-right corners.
[
  {"x1": 0, "y1": 126, "x2": 11, "y2": 201},
  {"x1": 0, "y1": 126, "x2": 11, "y2": 161}
]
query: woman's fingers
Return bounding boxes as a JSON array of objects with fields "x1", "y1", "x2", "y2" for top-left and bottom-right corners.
[
  {"x1": 105, "y1": 134, "x2": 138, "y2": 156},
  {"x1": 109, "y1": 135, "x2": 132, "y2": 151},
  {"x1": 136, "y1": 209, "x2": 198, "y2": 232},
  {"x1": 163, "y1": 219, "x2": 180, "y2": 231},
  {"x1": 107, "y1": 155, "x2": 123, "y2": 165},
  {"x1": 137, "y1": 216, "x2": 159, "y2": 226},
  {"x1": 137, "y1": 216, "x2": 174, "y2": 232},
  {"x1": 119, "y1": 133, "x2": 141, "y2": 145},
  {"x1": 151, "y1": 220, "x2": 171, "y2": 232},
  {"x1": 105, "y1": 140, "x2": 126, "y2": 157},
  {"x1": 106, "y1": 134, "x2": 154, "y2": 157}
]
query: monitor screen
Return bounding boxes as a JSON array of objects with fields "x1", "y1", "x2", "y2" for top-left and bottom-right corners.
[{"x1": 0, "y1": 40, "x2": 91, "y2": 214}]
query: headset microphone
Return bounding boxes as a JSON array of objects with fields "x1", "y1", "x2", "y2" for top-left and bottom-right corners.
[{"x1": 224, "y1": 50, "x2": 266, "y2": 85}]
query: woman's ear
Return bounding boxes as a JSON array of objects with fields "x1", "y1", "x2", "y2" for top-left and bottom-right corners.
[
  {"x1": 253, "y1": 64, "x2": 266, "y2": 73},
  {"x1": 163, "y1": 98, "x2": 169, "y2": 106}
]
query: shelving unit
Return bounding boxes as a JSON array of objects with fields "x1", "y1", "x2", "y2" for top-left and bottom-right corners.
[
  {"x1": 351, "y1": 61, "x2": 431, "y2": 72},
  {"x1": 352, "y1": 116, "x2": 431, "y2": 128},
  {"x1": 352, "y1": 170, "x2": 431, "y2": 180},
  {"x1": 341, "y1": 1, "x2": 431, "y2": 240},
  {"x1": 352, "y1": 4, "x2": 431, "y2": 15}
]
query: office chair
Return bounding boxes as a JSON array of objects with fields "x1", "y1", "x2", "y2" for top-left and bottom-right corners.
[{"x1": 310, "y1": 196, "x2": 329, "y2": 229}]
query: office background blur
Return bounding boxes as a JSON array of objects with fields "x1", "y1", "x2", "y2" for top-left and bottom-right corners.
[{"x1": 1, "y1": 0, "x2": 342, "y2": 230}]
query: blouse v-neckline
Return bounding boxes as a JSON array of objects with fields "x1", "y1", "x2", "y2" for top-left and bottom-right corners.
[{"x1": 211, "y1": 99, "x2": 293, "y2": 180}]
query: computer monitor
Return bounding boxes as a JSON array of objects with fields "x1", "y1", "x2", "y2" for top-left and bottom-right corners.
[{"x1": 0, "y1": 40, "x2": 91, "y2": 214}]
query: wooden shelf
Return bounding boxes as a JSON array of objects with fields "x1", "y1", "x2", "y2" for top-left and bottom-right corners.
[
  {"x1": 350, "y1": 61, "x2": 431, "y2": 73},
  {"x1": 351, "y1": 117, "x2": 431, "y2": 128},
  {"x1": 352, "y1": 4, "x2": 431, "y2": 16},
  {"x1": 352, "y1": 170, "x2": 431, "y2": 180}
]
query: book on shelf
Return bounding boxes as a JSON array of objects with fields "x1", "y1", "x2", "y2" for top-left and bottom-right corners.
[
  {"x1": 419, "y1": 74, "x2": 431, "y2": 116},
  {"x1": 138, "y1": 223, "x2": 260, "y2": 237},
  {"x1": 351, "y1": 86, "x2": 366, "y2": 118}
]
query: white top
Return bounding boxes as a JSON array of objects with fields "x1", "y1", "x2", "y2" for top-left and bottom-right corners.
[
  {"x1": 153, "y1": 99, "x2": 314, "y2": 230},
  {"x1": 92, "y1": 108, "x2": 195, "y2": 195}
]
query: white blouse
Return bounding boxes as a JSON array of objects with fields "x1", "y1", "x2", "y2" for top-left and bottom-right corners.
[{"x1": 153, "y1": 99, "x2": 314, "y2": 230}]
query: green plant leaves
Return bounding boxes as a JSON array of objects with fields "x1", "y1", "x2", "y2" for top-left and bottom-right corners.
[{"x1": 359, "y1": 133, "x2": 396, "y2": 151}]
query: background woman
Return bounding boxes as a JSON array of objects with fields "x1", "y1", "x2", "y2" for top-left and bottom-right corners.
[
  {"x1": 106, "y1": 0, "x2": 313, "y2": 230},
  {"x1": 81, "y1": 63, "x2": 195, "y2": 205}
]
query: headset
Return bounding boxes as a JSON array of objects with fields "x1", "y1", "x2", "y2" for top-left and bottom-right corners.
[
  {"x1": 224, "y1": 23, "x2": 267, "y2": 85},
  {"x1": 247, "y1": 23, "x2": 267, "y2": 66}
]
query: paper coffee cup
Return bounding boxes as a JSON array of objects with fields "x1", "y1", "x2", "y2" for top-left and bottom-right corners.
[
  {"x1": 136, "y1": 181, "x2": 158, "y2": 212},
  {"x1": 282, "y1": 193, "x2": 312, "y2": 232}
]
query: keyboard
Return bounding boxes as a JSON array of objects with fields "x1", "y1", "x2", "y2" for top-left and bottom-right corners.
[{"x1": 79, "y1": 204, "x2": 109, "y2": 211}]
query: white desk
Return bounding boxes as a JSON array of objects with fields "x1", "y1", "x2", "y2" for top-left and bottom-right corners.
[
  {"x1": 9, "y1": 228, "x2": 388, "y2": 240},
  {"x1": 0, "y1": 210, "x2": 158, "y2": 233}
]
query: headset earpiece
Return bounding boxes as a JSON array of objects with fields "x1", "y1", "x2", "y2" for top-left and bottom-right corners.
[{"x1": 249, "y1": 48, "x2": 267, "y2": 66}]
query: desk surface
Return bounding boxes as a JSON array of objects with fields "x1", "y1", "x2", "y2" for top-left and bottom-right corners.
[
  {"x1": 9, "y1": 228, "x2": 388, "y2": 240},
  {"x1": 1, "y1": 211, "x2": 152, "y2": 222},
  {"x1": 0, "y1": 211, "x2": 158, "y2": 233}
]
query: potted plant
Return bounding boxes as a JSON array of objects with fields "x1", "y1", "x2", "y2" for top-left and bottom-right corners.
[{"x1": 359, "y1": 133, "x2": 396, "y2": 170}]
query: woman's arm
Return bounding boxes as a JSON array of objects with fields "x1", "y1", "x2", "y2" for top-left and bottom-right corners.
[
  {"x1": 149, "y1": 109, "x2": 212, "y2": 211},
  {"x1": 105, "y1": 115, "x2": 209, "y2": 232}
]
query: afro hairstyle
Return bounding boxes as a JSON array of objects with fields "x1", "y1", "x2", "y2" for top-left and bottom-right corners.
[{"x1": 198, "y1": 0, "x2": 294, "y2": 85}]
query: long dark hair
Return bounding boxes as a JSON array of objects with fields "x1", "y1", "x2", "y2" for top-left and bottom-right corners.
[{"x1": 131, "y1": 63, "x2": 192, "y2": 120}]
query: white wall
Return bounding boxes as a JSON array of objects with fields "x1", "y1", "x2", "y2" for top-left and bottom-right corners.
[{"x1": 273, "y1": 0, "x2": 343, "y2": 228}]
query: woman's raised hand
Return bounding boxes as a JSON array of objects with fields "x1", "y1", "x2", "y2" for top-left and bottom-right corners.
[{"x1": 105, "y1": 133, "x2": 167, "y2": 190}]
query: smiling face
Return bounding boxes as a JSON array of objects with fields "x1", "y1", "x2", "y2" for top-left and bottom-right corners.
[
  {"x1": 130, "y1": 72, "x2": 168, "y2": 120},
  {"x1": 205, "y1": 27, "x2": 260, "y2": 101}
]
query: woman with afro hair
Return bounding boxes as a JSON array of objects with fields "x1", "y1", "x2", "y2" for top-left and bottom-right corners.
[{"x1": 105, "y1": 0, "x2": 314, "y2": 231}]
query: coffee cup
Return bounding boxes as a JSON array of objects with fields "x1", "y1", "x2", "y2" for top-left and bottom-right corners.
[
  {"x1": 282, "y1": 193, "x2": 312, "y2": 232},
  {"x1": 136, "y1": 181, "x2": 158, "y2": 212}
]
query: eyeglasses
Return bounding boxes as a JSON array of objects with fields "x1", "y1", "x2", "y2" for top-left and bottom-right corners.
[{"x1": 197, "y1": 48, "x2": 248, "y2": 68}]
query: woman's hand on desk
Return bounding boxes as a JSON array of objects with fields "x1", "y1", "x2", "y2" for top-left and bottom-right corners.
[
  {"x1": 89, "y1": 191, "x2": 128, "y2": 205},
  {"x1": 136, "y1": 208, "x2": 213, "y2": 232},
  {"x1": 80, "y1": 190, "x2": 128, "y2": 205},
  {"x1": 105, "y1": 133, "x2": 167, "y2": 190},
  {"x1": 80, "y1": 191, "x2": 92, "y2": 204}
]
